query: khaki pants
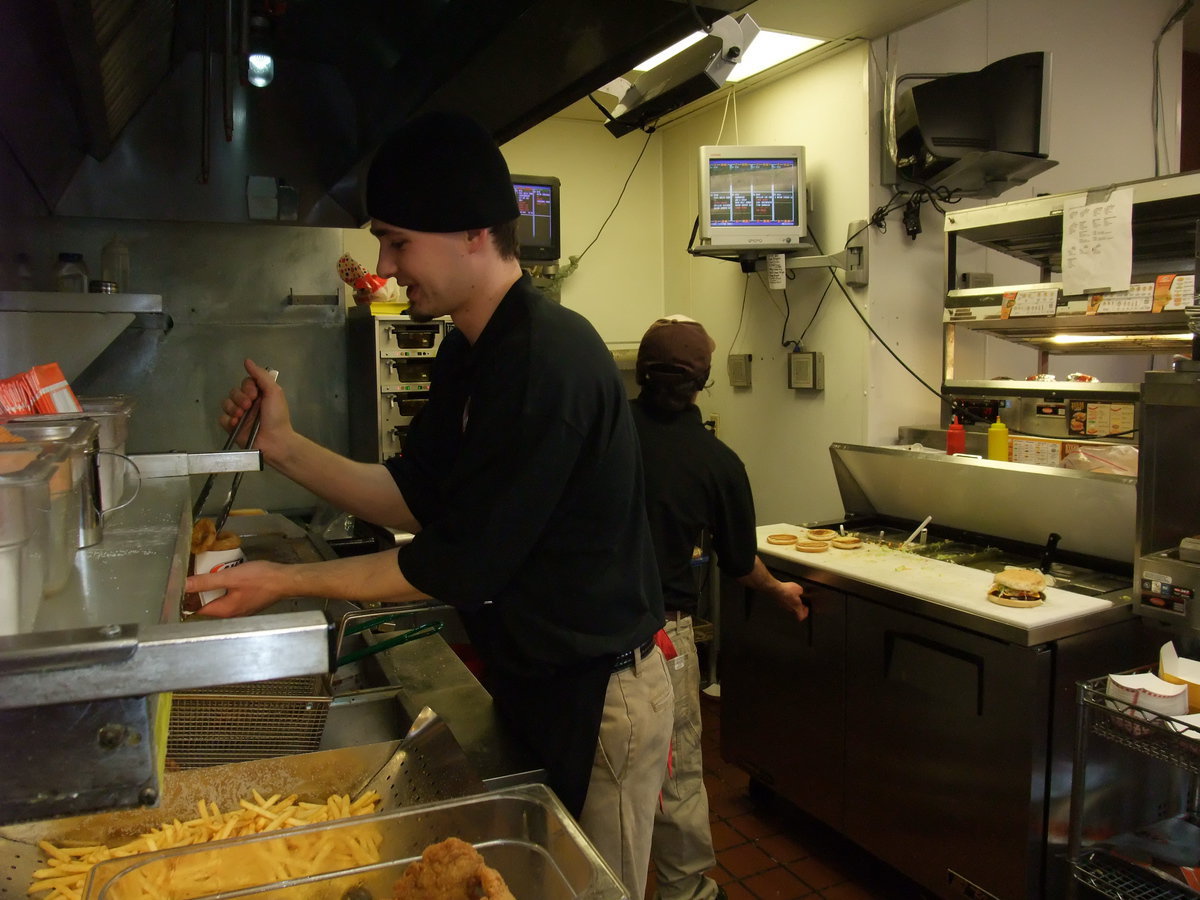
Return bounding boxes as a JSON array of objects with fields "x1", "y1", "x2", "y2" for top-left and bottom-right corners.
[
  {"x1": 651, "y1": 615, "x2": 720, "y2": 900},
  {"x1": 580, "y1": 644, "x2": 674, "y2": 900}
]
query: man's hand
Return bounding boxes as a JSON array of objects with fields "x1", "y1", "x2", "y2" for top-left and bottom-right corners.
[
  {"x1": 772, "y1": 579, "x2": 808, "y2": 623},
  {"x1": 185, "y1": 559, "x2": 292, "y2": 618}
]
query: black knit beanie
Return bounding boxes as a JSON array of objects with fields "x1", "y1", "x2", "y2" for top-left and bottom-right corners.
[{"x1": 365, "y1": 111, "x2": 519, "y2": 232}]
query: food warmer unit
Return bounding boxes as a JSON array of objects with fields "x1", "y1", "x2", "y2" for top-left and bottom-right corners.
[
  {"x1": 1066, "y1": 324, "x2": 1200, "y2": 900},
  {"x1": 721, "y1": 443, "x2": 1166, "y2": 899}
]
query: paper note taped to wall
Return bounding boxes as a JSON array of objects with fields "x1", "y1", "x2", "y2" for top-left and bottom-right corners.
[{"x1": 1060, "y1": 187, "x2": 1133, "y2": 296}]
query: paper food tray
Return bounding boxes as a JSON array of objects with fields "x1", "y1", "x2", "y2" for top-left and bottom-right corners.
[{"x1": 81, "y1": 783, "x2": 628, "y2": 900}]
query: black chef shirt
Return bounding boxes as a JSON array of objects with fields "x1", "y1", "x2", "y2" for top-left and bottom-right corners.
[
  {"x1": 630, "y1": 396, "x2": 757, "y2": 615},
  {"x1": 387, "y1": 275, "x2": 664, "y2": 677}
]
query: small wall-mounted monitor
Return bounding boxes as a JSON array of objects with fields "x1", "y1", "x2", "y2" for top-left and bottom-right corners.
[
  {"x1": 695, "y1": 146, "x2": 809, "y2": 255},
  {"x1": 511, "y1": 174, "x2": 560, "y2": 263},
  {"x1": 892, "y1": 51, "x2": 1055, "y2": 197}
]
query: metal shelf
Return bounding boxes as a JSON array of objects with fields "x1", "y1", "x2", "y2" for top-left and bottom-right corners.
[
  {"x1": 943, "y1": 172, "x2": 1200, "y2": 377},
  {"x1": 1069, "y1": 670, "x2": 1200, "y2": 899},
  {"x1": 0, "y1": 290, "x2": 163, "y2": 315},
  {"x1": 943, "y1": 379, "x2": 1143, "y2": 399},
  {"x1": 1071, "y1": 849, "x2": 1198, "y2": 900}
]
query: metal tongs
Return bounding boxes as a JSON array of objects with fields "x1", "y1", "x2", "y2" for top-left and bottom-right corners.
[{"x1": 192, "y1": 368, "x2": 279, "y2": 531}]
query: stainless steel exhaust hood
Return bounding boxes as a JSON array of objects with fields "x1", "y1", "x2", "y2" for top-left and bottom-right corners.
[{"x1": 0, "y1": 0, "x2": 747, "y2": 227}]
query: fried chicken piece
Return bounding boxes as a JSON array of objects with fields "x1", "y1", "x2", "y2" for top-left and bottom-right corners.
[{"x1": 393, "y1": 837, "x2": 516, "y2": 900}]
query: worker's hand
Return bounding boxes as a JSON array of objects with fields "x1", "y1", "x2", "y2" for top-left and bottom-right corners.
[
  {"x1": 773, "y1": 579, "x2": 808, "y2": 623},
  {"x1": 219, "y1": 358, "x2": 293, "y2": 463},
  {"x1": 185, "y1": 559, "x2": 289, "y2": 618}
]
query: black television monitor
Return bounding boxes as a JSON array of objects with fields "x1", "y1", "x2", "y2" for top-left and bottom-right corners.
[
  {"x1": 893, "y1": 51, "x2": 1055, "y2": 196},
  {"x1": 511, "y1": 174, "x2": 560, "y2": 263}
]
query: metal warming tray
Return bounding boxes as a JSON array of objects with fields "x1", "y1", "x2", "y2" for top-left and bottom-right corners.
[
  {"x1": 0, "y1": 708, "x2": 490, "y2": 899},
  {"x1": 79, "y1": 783, "x2": 625, "y2": 900}
]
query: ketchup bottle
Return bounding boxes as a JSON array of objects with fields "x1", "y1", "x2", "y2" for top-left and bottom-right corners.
[{"x1": 946, "y1": 416, "x2": 966, "y2": 455}]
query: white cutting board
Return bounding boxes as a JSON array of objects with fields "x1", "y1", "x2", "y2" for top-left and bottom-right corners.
[{"x1": 757, "y1": 523, "x2": 1116, "y2": 631}]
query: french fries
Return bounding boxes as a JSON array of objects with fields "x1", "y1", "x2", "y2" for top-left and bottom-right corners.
[
  {"x1": 189, "y1": 518, "x2": 241, "y2": 555},
  {"x1": 29, "y1": 790, "x2": 382, "y2": 900}
]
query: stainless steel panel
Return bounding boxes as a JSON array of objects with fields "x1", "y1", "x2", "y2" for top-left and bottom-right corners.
[
  {"x1": 8, "y1": 217, "x2": 349, "y2": 517},
  {"x1": 0, "y1": 696, "x2": 161, "y2": 825},
  {"x1": 842, "y1": 598, "x2": 1052, "y2": 899},
  {"x1": 720, "y1": 572, "x2": 845, "y2": 828},
  {"x1": 830, "y1": 443, "x2": 1136, "y2": 564},
  {"x1": 0, "y1": 614, "x2": 330, "y2": 708}
]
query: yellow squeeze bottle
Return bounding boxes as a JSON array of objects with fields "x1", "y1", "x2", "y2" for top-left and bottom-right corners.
[{"x1": 987, "y1": 421, "x2": 1010, "y2": 461}]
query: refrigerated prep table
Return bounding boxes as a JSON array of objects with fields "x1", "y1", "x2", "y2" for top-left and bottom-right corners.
[{"x1": 720, "y1": 443, "x2": 1166, "y2": 899}]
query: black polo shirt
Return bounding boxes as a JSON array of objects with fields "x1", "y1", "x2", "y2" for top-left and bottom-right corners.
[
  {"x1": 387, "y1": 275, "x2": 663, "y2": 676},
  {"x1": 630, "y1": 396, "x2": 757, "y2": 614}
]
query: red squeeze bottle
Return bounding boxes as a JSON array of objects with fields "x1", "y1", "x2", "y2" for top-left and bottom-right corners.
[{"x1": 946, "y1": 416, "x2": 966, "y2": 455}]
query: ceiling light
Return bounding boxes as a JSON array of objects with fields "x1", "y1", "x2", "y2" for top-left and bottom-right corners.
[
  {"x1": 247, "y1": 53, "x2": 275, "y2": 88},
  {"x1": 633, "y1": 29, "x2": 822, "y2": 83},
  {"x1": 726, "y1": 30, "x2": 824, "y2": 82},
  {"x1": 634, "y1": 33, "x2": 707, "y2": 73}
]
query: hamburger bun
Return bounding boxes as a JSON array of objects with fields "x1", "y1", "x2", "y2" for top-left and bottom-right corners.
[
  {"x1": 986, "y1": 567, "x2": 1047, "y2": 607},
  {"x1": 766, "y1": 533, "x2": 798, "y2": 545},
  {"x1": 831, "y1": 536, "x2": 862, "y2": 550},
  {"x1": 795, "y1": 540, "x2": 830, "y2": 553},
  {"x1": 806, "y1": 529, "x2": 838, "y2": 541}
]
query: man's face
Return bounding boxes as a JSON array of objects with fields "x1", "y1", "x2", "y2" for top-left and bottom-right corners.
[{"x1": 370, "y1": 220, "x2": 472, "y2": 319}]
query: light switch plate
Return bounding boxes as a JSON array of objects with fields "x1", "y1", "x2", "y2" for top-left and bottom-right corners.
[
  {"x1": 727, "y1": 353, "x2": 752, "y2": 388},
  {"x1": 789, "y1": 351, "x2": 824, "y2": 390}
]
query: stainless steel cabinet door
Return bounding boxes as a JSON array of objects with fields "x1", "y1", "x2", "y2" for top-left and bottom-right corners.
[
  {"x1": 844, "y1": 597, "x2": 1051, "y2": 900},
  {"x1": 720, "y1": 572, "x2": 846, "y2": 828}
]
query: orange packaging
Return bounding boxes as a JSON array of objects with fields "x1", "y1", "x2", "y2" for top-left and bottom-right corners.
[
  {"x1": 0, "y1": 374, "x2": 37, "y2": 415},
  {"x1": 27, "y1": 363, "x2": 82, "y2": 414}
]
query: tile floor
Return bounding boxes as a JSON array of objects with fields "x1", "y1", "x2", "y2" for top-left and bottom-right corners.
[{"x1": 645, "y1": 692, "x2": 930, "y2": 900}]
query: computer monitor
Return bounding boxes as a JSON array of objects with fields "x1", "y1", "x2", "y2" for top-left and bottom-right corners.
[
  {"x1": 511, "y1": 174, "x2": 560, "y2": 263},
  {"x1": 893, "y1": 51, "x2": 1054, "y2": 196},
  {"x1": 695, "y1": 145, "x2": 809, "y2": 255}
]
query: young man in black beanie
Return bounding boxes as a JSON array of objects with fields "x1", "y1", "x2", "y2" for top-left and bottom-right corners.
[
  {"x1": 187, "y1": 110, "x2": 673, "y2": 899},
  {"x1": 631, "y1": 315, "x2": 807, "y2": 900}
]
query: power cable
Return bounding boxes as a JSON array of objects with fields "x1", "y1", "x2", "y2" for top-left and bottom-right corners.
[
  {"x1": 808, "y1": 228, "x2": 953, "y2": 409},
  {"x1": 573, "y1": 128, "x2": 655, "y2": 264}
]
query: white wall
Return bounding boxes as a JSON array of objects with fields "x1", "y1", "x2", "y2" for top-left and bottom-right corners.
[{"x1": 503, "y1": 117, "x2": 668, "y2": 343}]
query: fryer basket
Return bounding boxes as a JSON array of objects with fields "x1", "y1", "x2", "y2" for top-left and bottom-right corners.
[{"x1": 166, "y1": 674, "x2": 332, "y2": 768}]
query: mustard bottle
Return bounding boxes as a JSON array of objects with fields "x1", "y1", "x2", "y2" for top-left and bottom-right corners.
[{"x1": 987, "y1": 421, "x2": 1009, "y2": 461}]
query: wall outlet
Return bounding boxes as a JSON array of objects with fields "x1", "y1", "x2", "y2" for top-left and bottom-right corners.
[
  {"x1": 704, "y1": 414, "x2": 720, "y2": 437},
  {"x1": 789, "y1": 351, "x2": 824, "y2": 390},
  {"x1": 727, "y1": 353, "x2": 752, "y2": 388}
]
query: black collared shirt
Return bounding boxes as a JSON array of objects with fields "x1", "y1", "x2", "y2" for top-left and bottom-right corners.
[
  {"x1": 387, "y1": 275, "x2": 663, "y2": 675},
  {"x1": 630, "y1": 396, "x2": 757, "y2": 614}
]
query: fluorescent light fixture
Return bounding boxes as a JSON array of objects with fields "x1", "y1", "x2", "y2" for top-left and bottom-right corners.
[
  {"x1": 635, "y1": 33, "x2": 707, "y2": 73},
  {"x1": 632, "y1": 29, "x2": 822, "y2": 82},
  {"x1": 247, "y1": 52, "x2": 275, "y2": 88},
  {"x1": 1047, "y1": 333, "x2": 1193, "y2": 345},
  {"x1": 726, "y1": 30, "x2": 824, "y2": 82}
]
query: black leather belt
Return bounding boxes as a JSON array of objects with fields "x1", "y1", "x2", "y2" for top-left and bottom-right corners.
[{"x1": 612, "y1": 636, "x2": 656, "y2": 673}]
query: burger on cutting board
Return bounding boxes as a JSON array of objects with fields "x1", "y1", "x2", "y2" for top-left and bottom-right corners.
[{"x1": 986, "y1": 568, "x2": 1047, "y2": 607}]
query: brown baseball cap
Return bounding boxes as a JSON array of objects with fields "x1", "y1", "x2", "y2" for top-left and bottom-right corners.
[{"x1": 636, "y1": 315, "x2": 716, "y2": 382}]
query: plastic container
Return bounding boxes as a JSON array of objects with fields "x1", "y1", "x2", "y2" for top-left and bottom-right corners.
[
  {"x1": 0, "y1": 441, "x2": 73, "y2": 634},
  {"x1": 0, "y1": 418, "x2": 102, "y2": 547},
  {"x1": 53, "y1": 252, "x2": 89, "y2": 292},
  {"x1": 987, "y1": 421, "x2": 1010, "y2": 461},
  {"x1": 945, "y1": 417, "x2": 966, "y2": 455},
  {"x1": 100, "y1": 237, "x2": 130, "y2": 292}
]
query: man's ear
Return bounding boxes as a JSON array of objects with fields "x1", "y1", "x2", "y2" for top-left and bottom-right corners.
[{"x1": 464, "y1": 228, "x2": 490, "y2": 249}]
